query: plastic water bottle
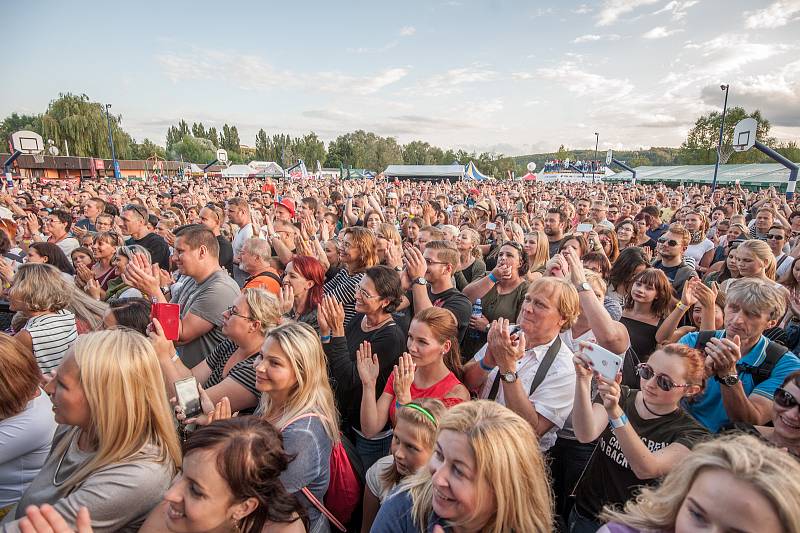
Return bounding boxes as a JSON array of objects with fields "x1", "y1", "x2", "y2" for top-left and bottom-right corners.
[{"x1": 469, "y1": 299, "x2": 483, "y2": 339}]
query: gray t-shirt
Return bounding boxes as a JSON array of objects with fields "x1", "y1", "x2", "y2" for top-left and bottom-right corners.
[
  {"x1": 3, "y1": 426, "x2": 175, "y2": 533},
  {"x1": 172, "y1": 269, "x2": 240, "y2": 368}
]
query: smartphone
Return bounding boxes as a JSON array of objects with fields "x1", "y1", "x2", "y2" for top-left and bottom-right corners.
[
  {"x1": 174, "y1": 377, "x2": 201, "y2": 419},
  {"x1": 486, "y1": 222, "x2": 497, "y2": 231},
  {"x1": 577, "y1": 223, "x2": 593, "y2": 233},
  {"x1": 151, "y1": 302, "x2": 180, "y2": 341},
  {"x1": 583, "y1": 342, "x2": 623, "y2": 381}
]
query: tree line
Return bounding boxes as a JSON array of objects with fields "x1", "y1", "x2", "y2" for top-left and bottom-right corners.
[{"x1": 2, "y1": 93, "x2": 797, "y2": 176}]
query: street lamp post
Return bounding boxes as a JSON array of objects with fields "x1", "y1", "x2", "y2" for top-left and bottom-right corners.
[
  {"x1": 593, "y1": 132, "x2": 599, "y2": 183},
  {"x1": 105, "y1": 103, "x2": 120, "y2": 180},
  {"x1": 710, "y1": 84, "x2": 729, "y2": 193}
]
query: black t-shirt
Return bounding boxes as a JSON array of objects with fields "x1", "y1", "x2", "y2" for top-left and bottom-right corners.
[
  {"x1": 126, "y1": 232, "x2": 171, "y2": 271},
  {"x1": 549, "y1": 238, "x2": 564, "y2": 258},
  {"x1": 216, "y1": 235, "x2": 234, "y2": 275},
  {"x1": 575, "y1": 387, "x2": 708, "y2": 518},
  {"x1": 406, "y1": 286, "x2": 473, "y2": 342}
]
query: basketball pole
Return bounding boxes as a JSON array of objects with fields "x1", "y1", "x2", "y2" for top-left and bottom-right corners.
[
  {"x1": 752, "y1": 141, "x2": 800, "y2": 200},
  {"x1": 711, "y1": 84, "x2": 730, "y2": 194}
]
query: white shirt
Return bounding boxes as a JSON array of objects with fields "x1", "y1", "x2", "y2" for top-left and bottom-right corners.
[
  {"x1": 473, "y1": 334, "x2": 576, "y2": 451},
  {"x1": 776, "y1": 252, "x2": 794, "y2": 280},
  {"x1": 686, "y1": 238, "x2": 714, "y2": 267},
  {"x1": 231, "y1": 223, "x2": 254, "y2": 263}
]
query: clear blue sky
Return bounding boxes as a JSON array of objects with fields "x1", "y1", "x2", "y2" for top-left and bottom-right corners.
[{"x1": 2, "y1": 0, "x2": 799, "y2": 155}]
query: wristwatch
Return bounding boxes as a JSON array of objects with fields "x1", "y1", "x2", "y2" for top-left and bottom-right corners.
[
  {"x1": 413, "y1": 277, "x2": 428, "y2": 286},
  {"x1": 577, "y1": 281, "x2": 592, "y2": 292},
  {"x1": 394, "y1": 265, "x2": 403, "y2": 272},
  {"x1": 715, "y1": 374, "x2": 740, "y2": 386},
  {"x1": 500, "y1": 370, "x2": 518, "y2": 384}
]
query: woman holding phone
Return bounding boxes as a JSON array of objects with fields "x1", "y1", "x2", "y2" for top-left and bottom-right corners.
[{"x1": 569, "y1": 343, "x2": 709, "y2": 532}]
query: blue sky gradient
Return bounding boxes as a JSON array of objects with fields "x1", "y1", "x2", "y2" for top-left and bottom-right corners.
[{"x1": 3, "y1": 0, "x2": 799, "y2": 155}]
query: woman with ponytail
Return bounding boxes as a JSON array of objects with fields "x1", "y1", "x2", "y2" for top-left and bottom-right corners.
[{"x1": 357, "y1": 307, "x2": 470, "y2": 438}]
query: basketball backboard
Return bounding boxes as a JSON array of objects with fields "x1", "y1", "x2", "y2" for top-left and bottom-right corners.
[
  {"x1": 10, "y1": 130, "x2": 44, "y2": 153},
  {"x1": 732, "y1": 118, "x2": 757, "y2": 152},
  {"x1": 606, "y1": 149, "x2": 613, "y2": 166},
  {"x1": 216, "y1": 149, "x2": 228, "y2": 163}
]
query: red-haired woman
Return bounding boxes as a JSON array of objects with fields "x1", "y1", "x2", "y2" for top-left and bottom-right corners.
[{"x1": 279, "y1": 255, "x2": 326, "y2": 332}]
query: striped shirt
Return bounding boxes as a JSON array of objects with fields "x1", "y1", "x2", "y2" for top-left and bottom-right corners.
[
  {"x1": 323, "y1": 268, "x2": 364, "y2": 328},
  {"x1": 204, "y1": 339, "x2": 260, "y2": 401},
  {"x1": 25, "y1": 310, "x2": 78, "y2": 374}
]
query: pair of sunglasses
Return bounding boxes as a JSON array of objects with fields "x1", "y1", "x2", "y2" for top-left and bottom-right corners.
[
  {"x1": 636, "y1": 363, "x2": 692, "y2": 392},
  {"x1": 774, "y1": 387, "x2": 800, "y2": 410},
  {"x1": 657, "y1": 238, "x2": 679, "y2": 247}
]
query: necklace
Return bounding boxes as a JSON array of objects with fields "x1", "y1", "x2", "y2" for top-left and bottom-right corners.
[
  {"x1": 362, "y1": 315, "x2": 392, "y2": 330},
  {"x1": 53, "y1": 430, "x2": 80, "y2": 487},
  {"x1": 641, "y1": 396, "x2": 678, "y2": 417}
]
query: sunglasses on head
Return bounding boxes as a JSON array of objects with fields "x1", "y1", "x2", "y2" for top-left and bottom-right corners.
[
  {"x1": 657, "y1": 238, "x2": 679, "y2": 247},
  {"x1": 774, "y1": 387, "x2": 800, "y2": 410},
  {"x1": 636, "y1": 363, "x2": 692, "y2": 392}
]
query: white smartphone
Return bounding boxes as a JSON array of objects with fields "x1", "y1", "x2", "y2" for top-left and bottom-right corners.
[
  {"x1": 175, "y1": 377, "x2": 202, "y2": 419},
  {"x1": 583, "y1": 342, "x2": 623, "y2": 381},
  {"x1": 486, "y1": 222, "x2": 497, "y2": 231},
  {"x1": 577, "y1": 223, "x2": 593, "y2": 233}
]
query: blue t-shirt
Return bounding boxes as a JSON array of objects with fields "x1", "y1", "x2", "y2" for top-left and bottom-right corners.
[
  {"x1": 679, "y1": 330, "x2": 800, "y2": 432},
  {"x1": 371, "y1": 490, "x2": 450, "y2": 533}
]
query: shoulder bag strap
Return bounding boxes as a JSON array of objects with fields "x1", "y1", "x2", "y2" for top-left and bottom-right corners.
[{"x1": 488, "y1": 337, "x2": 562, "y2": 401}]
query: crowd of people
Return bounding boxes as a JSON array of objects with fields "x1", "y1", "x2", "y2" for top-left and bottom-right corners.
[{"x1": 0, "y1": 174, "x2": 799, "y2": 532}]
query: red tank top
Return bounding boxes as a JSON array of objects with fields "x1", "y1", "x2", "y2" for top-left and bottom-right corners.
[{"x1": 384, "y1": 371, "x2": 465, "y2": 424}]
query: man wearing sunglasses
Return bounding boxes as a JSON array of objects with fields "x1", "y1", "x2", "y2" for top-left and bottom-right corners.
[
  {"x1": 652, "y1": 223, "x2": 697, "y2": 296},
  {"x1": 766, "y1": 225, "x2": 794, "y2": 280},
  {"x1": 678, "y1": 278, "x2": 800, "y2": 432}
]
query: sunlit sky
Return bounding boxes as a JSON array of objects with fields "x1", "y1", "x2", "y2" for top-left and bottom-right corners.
[{"x1": 3, "y1": 0, "x2": 799, "y2": 155}]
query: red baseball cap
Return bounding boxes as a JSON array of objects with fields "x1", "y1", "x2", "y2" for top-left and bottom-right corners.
[{"x1": 274, "y1": 197, "x2": 296, "y2": 218}]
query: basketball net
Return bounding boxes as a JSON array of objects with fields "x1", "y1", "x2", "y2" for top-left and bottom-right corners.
[{"x1": 718, "y1": 144, "x2": 735, "y2": 165}]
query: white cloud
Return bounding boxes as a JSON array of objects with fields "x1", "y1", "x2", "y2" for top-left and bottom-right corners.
[
  {"x1": 653, "y1": 1, "x2": 700, "y2": 21},
  {"x1": 511, "y1": 72, "x2": 535, "y2": 80},
  {"x1": 642, "y1": 26, "x2": 683, "y2": 39},
  {"x1": 399, "y1": 26, "x2": 416, "y2": 36},
  {"x1": 572, "y1": 4, "x2": 593, "y2": 14},
  {"x1": 406, "y1": 63, "x2": 498, "y2": 96},
  {"x1": 573, "y1": 33, "x2": 621, "y2": 43},
  {"x1": 536, "y1": 61, "x2": 634, "y2": 101},
  {"x1": 691, "y1": 34, "x2": 794, "y2": 75},
  {"x1": 744, "y1": 0, "x2": 800, "y2": 29},
  {"x1": 597, "y1": 0, "x2": 660, "y2": 26},
  {"x1": 317, "y1": 67, "x2": 410, "y2": 95}
]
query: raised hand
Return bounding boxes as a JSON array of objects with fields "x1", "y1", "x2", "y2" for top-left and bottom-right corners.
[
  {"x1": 148, "y1": 317, "x2": 176, "y2": 362},
  {"x1": 393, "y1": 352, "x2": 416, "y2": 405},
  {"x1": 18, "y1": 504, "x2": 93, "y2": 533},
  {"x1": 597, "y1": 373, "x2": 624, "y2": 417},
  {"x1": 84, "y1": 278, "x2": 103, "y2": 300},
  {"x1": 356, "y1": 341, "x2": 380, "y2": 385},
  {"x1": 278, "y1": 284, "x2": 294, "y2": 315}
]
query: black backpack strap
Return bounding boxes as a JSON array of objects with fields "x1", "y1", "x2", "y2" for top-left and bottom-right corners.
[
  {"x1": 737, "y1": 341, "x2": 787, "y2": 387},
  {"x1": 694, "y1": 330, "x2": 717, "y2": 353},
  {"x1": 257, "y1": 270, "x2": 282, "y2": 285},
  {"x1": 487, "y1": 337, "x2": 562, "y2": 401}
]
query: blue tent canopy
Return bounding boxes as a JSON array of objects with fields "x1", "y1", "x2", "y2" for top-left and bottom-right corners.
[{"x1": 464, "y1": 161, "x2": 488, "y2": 181}]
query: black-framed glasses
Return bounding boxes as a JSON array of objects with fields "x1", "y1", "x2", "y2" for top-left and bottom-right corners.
[
  {"x1": 657, "y1": 238, "x2": 679, "y2": 247},
  {"x1": 774, "y1": 387, "x2": 800, "y2": 410},
  {"x1": 636, "y1": 363, "x2": 692, "y2": 391},
  {"x1": 226, "y1": 305, "x2": 254, "y2": 321},
  {"x1": 424, "y1": 258, "x2": 448, "y2": 266},
  {"x1": 766, "y1": 234, "x2": 785, "y2": 240}
]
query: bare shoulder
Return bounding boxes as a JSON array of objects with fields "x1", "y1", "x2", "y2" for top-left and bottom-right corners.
[{"x1": 264, "y1": 516, "x2": 306, "y2": 533}]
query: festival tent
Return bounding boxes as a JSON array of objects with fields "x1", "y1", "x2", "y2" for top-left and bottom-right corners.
[
  {"x1": 521, "y1": 172, "x2": 537, "y2": 181},
  {"x1": 463, "y1": 161, "x2": 488, "y2": 181},
  {"x1": 384, "y1": 164, "x2": 464, "y2": 182},
  {"x1": 221, "y1": 164, "x2": 256, "y2": 178},
  {"x1": 603, "y1": 163, "x2": 796, "y2": 190},
  {"x1": 249, "y1": 161, "x2": 284, "y2": 178}
]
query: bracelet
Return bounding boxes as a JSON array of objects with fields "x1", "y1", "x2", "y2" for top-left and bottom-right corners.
[
  {"x1": 395, "y1": 400, "x2": 404, "y2": 409},
  {"x1": 479, "y1": 357, "x2": 495, "y2": 372},
  {"x1": 676, "y1": 301, "x2": 689, "y2": 311},
  {"x1": 487, "y1": 272, "x2": 498, "y2": 283},
  {"x1": 609, "y1": 413, "x2": 629, "y2": 430},
  {"x1": 320, "y1": 334, "x2": 332, "y2": 342},
  {"x1": 171, "y1": 352, "x2": 179, "y2": 363}
]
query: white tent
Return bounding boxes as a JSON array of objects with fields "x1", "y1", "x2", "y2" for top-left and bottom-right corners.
[
  {"x1": 221, "y1": 164, "x2": 256, "y2": 178},
  {"x1": 249, "y1": 161, "x2": 284, "y2": 177}
]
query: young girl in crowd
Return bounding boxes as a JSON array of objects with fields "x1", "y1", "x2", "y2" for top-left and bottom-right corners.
[
  {"x1": 453, "y1": 228, "x2": 485, "y2": 291},
  {"x1": 570, "y1": 343, "x2": 709, "y2": 532},
  {"x1": 361, "y1": 398, "x2": 446, "y2": 532},
  {"x1": 357, "y1": 307, "x2": 469, "y2": 438},
  {"x1": 599, "y1": 435, "x2": 800, "y2": 533},
  {"x1": 370, "y1": 401, "x2": 553, "y2": 533},
  {"x1": 619, "y1": 268, "x2": 673, "y2": 366},
  {"x1": 523, "y1": 229, "x2": 549, "y2": 280}
]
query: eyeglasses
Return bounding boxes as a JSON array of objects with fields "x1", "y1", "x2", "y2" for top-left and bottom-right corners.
[
  {"x1": 356, "y1": 286, "x2": 379, "y2": 299},
  {"x1": 424, "y1": 258, "x2": 448, "y2": 266},
  {"x1": 766, "y1": 234, "x2": 785, "y2": 240},
  {"x1": 226, "y1": 306, "x2": 254, "y2": 321},
  {"x1": 657, "y1": 238, "x2": 680, "y2": 247},
  {"x1": 774, "y1": 387, "x2": 800, "y2": 410},
  {"x1": 636, "y1": 363, "x2": 692, "y2": 391}
]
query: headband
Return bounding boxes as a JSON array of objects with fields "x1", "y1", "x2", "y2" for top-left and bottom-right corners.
[{"x1": 402, "y1": 403, "x2": 437, "y2": 426}]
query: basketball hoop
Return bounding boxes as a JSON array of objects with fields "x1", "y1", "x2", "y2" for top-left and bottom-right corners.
[
  {"x1": 33, "y1": 154, "x2": 45, "y2": 164},
  {"x1": 718, "y1": 144, "x2": 736, "y2": 164}
]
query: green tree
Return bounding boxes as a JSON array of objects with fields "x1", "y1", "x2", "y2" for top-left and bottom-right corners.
[
  {"x1": 0, "y1": 113, "x2": 43, "y2": 144},
  {"x1": 255, "y1": 129, "x2": 269, "y2": 160},
  {"x1": 679, "y1": 107, "x2": 773, "y2": 164},
  {"x1": 191, "y1": 122, "x2": 206, "y2": 138},
  {"x1": 167, "y1": 135, "x2": 216, "y2": 164},
  {"x1": 131, "y1": 138, "x2": 166, "y2": 160}
]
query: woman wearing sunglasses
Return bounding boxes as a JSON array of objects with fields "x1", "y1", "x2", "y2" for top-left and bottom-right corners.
[
  {"x1": 724, "y1": 370, "x2": 800, "y2": 459},
  {"x1": 568, "y1": 343, "x2": 709, "y2": 532}
]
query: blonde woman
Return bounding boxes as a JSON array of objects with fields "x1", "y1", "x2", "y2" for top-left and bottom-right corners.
[
  {"x1": 599, "y1": 435, "x2": 800, "y2": 533},
  {"x1": 6, "y1": 329, "x2": 180, "y2": 532},
  {"x1": 523, "y1": 230, "x2": 549, "y2": 281},
  {"x1": 376, "y1": 223, "x2": 403, "y2": 269},
  {"x1": 9, "y1": 263, "x2": 78, "y2": 374},
  {"x1": 720, "y1": 239, "x2": 777, "y2": 293},
  {"x1": 454, "y1": 228, "x2": 485, "y2": 291},
  {"x1": 371, "y1": 401, "x2": 553, "y2": 533}
]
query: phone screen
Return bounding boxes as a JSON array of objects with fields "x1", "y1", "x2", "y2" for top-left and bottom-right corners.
[{"x1": 175, "y1": 377, "x2": 201, "y2": 418}]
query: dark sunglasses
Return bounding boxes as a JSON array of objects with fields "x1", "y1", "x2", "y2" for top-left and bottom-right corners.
[
  {"x1": 766, "y1": 234, "x2": 785, "y2": 240},
  {"x1": 657, "y1": 238, "x2": 679, "y2": 247},
  {"x1": 636, "y1": 363, "x2": 692, "y2": 392},
  {"x1": 774, "y1": 387, "x2": 800, "y2": 410}
]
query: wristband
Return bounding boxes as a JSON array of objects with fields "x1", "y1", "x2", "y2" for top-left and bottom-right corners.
[
  {"x1": 478, "y1": 357, "x2": 495, "y2": 372},
  {"x1": 320, "y1": 334, "x2": 332, "y2": 342},
  {"x1": 609, "y1": 413, "x2": 629, "y2": 430},
  {"x1": 487, "y1": 272, "x2": 498, "y2": 283},
  {"x1": 171, "y1": 352, "x2": 180, "y2": 363},
  {"x1": 676, "y1": 301, "x2": 689, "y2": 311}
]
